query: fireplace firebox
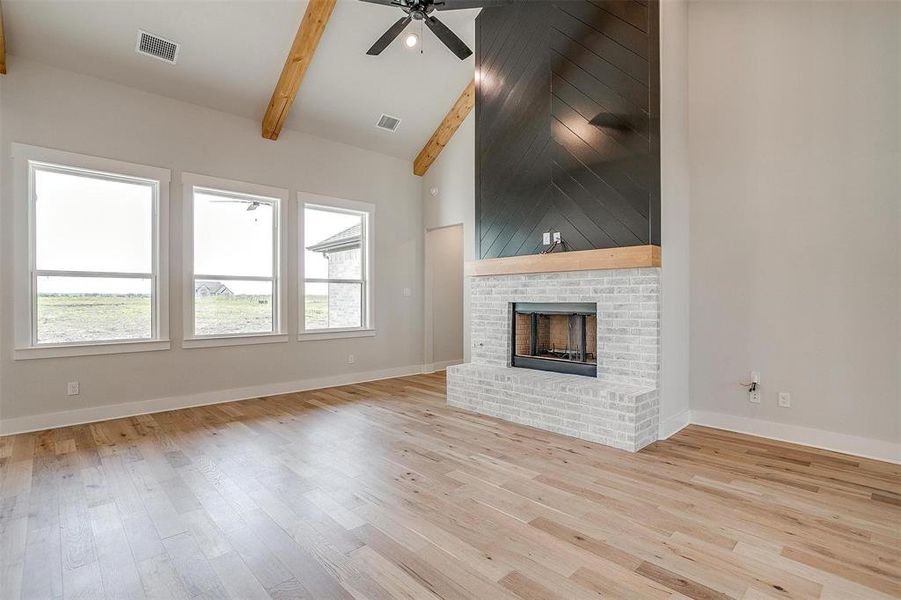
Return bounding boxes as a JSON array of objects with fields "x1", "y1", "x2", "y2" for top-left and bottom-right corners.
[{"x1": 511, "y1": 302, "x2": 597, "y2": 377}]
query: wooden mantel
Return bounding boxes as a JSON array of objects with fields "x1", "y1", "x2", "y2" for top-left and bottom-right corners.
[{"x1": 465, "y1": 245, "x2": 660, "y2": 277}]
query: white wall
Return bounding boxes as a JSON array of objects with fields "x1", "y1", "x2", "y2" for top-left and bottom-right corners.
[
  {"x1": 688, "y1": 1, "x2": 901, "y2": 449},
  {"x1": 421, "y1": 113, "x2": 475, "y2": 361},
  {"x1": 658, "y1": 0, "x2": 691, "y2": 437},
  {"x1": 0, "y1": 58, "x2": 424, "y2": 431}
]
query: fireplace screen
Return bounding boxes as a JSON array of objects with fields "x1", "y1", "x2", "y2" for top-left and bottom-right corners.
[{"x1": 512, "y1": 302, "x2": 597, "y2": 377}]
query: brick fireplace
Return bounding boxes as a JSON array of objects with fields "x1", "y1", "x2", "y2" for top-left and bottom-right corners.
[{"x1": 447, "y1": 248, "x2": 661, "y2": 452}]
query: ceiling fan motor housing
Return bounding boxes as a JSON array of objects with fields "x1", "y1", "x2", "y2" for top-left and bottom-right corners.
[{"x1": 365, "y1": 0, "x2": 487, "y2": 60}]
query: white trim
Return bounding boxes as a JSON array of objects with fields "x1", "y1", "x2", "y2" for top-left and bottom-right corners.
[
  {"x1": 422, "y1": 358, "x2": 464, "y2": 373},
  {"x1": 0, "y1": 364, "x2": 426, "y2": 436},
  {"x1": 14, "y1": 340, "x2": 170, "y2": 360},
  {"x1": 298, "y1": 192, "x2": 375, "y2": 334},
  {"x1": 297, "y1": 328, "x2": 376, "y2": 342},
  {"x1": 689, "y1": 410, "x2": 901, "y2": 465},
  {"x1": 423, "y1": 223, "x2": 465, "y2": 376},
  {"x1": 657, "y1": 408, "x2": 691, "y2": 439},
  {"x1": 181, "y1": 172, "x2": 286, "y2": 200},
  {"x1": 182, "y1": 173, "x2": 289, "y2": 339},
  {"x1": 300, "y1": 193, "x2": 374, "y2": 215},
  {"x1": 181, "y1": 333, "x2": 289, "y2": 349},
  {"x1": 11, "y1": 143, "x2": 171, "y2": 183},
  {"x1": 32, "y1": 270, "x2": 152, "y2": 279},
  {"x1": 11, "y1": 144, "x2": 170, "y2": 355}
]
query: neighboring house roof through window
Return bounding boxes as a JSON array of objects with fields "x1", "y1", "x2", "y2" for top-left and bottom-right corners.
[
  {"x1": 307, "y1": 224, "x2": 362, "y2": 254},
  {"x1": 194, "y1": 281, "x2": 234, "y2": 296}
]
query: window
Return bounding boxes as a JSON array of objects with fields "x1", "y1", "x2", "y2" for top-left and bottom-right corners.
[
  {"x1": 13, "y1": 144, "x2": 170, "y2": 359},
  {"x1": 299, "y1": 194, "x2": 374, "y2": 338},
  {"x1": 183, "y1": 174, "x2": 287, "y2": 347}
]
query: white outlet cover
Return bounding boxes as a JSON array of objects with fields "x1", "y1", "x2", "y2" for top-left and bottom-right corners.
[
  {"x1": 348, "y1": 354, "x2": 355, "y2": 364},
  {"x1": 778, "y1": 392, "x2": 791, "y2": 407},
  {"x1": 553, "y1": 232, "x2": 561, "y2": 243},
  {"x1": 542, "y1": 232, "x2": 551, "y2": 245},
  {"x1": 67, "y1": 381, "x2": 80, "y2": 396},
  {"x1": 403, "y1": 287, "x2": 412, "y2": 297},
  {"x1": 749, "y1": 390, "x2": 761, "y2": 404}
]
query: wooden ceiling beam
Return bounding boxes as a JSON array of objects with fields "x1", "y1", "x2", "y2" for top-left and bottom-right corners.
[
  {"x1": 413, "y1": 78, "x2": 475, "y2": 176},
  {"x1": 262, "y1": 0, "x2": 336, "y2": 140},
  {"x1": 1, "y1": 1, "x2": 7, "y2": 75}
]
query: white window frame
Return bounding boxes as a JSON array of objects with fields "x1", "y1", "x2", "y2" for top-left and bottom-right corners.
[
  {"x1": 12, "y1": 144, "x2": 170, "y2": 360},
  {"x1": 182, "y1": 173, "x2": 288, "y2": 348},
  {"x1": 298, "y1": 192, "x2": 375, "y2": 341}
]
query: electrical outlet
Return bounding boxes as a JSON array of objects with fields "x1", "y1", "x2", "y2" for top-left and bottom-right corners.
[
  {"x1": 778, "y1": 392, "x2": 791, "y2": 407},
  {"x1": 67, "y1": 381, "x2": 80, "y2": 396},
  {"x1": 746, "y1": 371, "x2": 760, "y2": 403},
  {"x1": 542, "y1": 232, "x2": 551, "y2": 245},
  {"x1": 403, "y1": 287, "x2": 412, "y2": 297},
  {"x1": 347, "y1": 354, "x2": 355, "y2": 364},
  {"x1": 553, "y1": 232, "x2": 561, "y2": 243}
]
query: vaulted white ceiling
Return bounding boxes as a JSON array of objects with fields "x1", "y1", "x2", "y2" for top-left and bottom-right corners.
[{"x1": 2, "y1": 0, "x2": 478, "y2": 160}]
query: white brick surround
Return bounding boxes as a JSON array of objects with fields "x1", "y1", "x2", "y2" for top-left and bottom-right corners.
[{"x1": 447, "y1": 267, "x2": 661, "y2": 452}]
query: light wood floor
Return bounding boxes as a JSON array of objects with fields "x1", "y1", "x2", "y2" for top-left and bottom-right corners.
[{"x1": 1, "y1": 372, "x2": 899, "y2": 600}]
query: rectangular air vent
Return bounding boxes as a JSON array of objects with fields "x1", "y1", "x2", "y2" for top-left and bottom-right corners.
[
  {"x1": 376, "y1": 114, "x2": 401, "y2": 132},
  {"x1": 136, "y1": 30, "x2": 179, "y2": 64}
]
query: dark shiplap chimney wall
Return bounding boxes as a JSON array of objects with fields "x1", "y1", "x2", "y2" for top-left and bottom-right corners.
[{"x1": 474, "y1": 0, "x2": 660, "y2": 259}]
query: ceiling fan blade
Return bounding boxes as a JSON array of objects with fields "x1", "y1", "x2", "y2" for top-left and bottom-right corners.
[
  {"x1": 357, "y1": 0, "x2": 404, "y2": 6},
  {"x1": 434, "y1": 0, "x2": 513, "y2": 10},
  {"x1": 424, "y1": 16, "x2": 472, "y2": 60},
  {"x1": 366, "y1": 16, "x2": 413, "y2": 56}
]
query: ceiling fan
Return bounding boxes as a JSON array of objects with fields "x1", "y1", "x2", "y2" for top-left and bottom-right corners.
[
  {"x1": 210, "y1": 199, "x2": 262, "y2": 211},
  {"x1": 360, "y1": 0, "x2": 509, "y2": 60}
]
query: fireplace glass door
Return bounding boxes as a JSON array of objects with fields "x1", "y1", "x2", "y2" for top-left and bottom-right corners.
[{"x1": 512, "y1": 302, "x2": 597, "y2": 377}]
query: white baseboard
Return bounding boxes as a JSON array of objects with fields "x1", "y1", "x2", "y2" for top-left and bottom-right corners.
[
  {"x1": 422, "y1": 358, "x2": 464, "y2": 373},
  {"x1": 689, "y1": 410, "x2": 901, "y2": 464},
  {"x1": 5, "y1": 373, "x2": 899, "y2": 465},
  {"x1": 658, "y1": 408, "x2": 691, "y2": 439},
  {"x1": 0, "y1": 364, "x2": 426, "y2": 436}
]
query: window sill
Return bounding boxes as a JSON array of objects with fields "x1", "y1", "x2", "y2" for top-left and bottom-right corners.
[
  {"x1": 182, "y1": 333, "x2": 289, "y2": 349},
  {"x1": 298, "y1": 328, "x2": 376, "y2": 342},
  {"x1": 14, "y1": 339, "x2": 171, "y2": 360}
]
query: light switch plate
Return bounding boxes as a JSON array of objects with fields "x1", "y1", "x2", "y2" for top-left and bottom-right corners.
[
  {"x1": 542, "y1": 232, "x2": 551, "y2": 245},
  {"x1": 778, "y1": 392, "x2": 791, "y2": 407}
]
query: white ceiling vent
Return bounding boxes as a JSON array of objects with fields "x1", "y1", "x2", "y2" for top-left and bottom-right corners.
[
  {"x1": 375, "y1": 114, "x2": 401, "y2": 132},
  {"x1": 136, "y1": 30, "x2": 179, "y2": 64}
]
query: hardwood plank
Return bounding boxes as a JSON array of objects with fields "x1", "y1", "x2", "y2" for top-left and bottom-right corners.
[
  {"x1": 136, "y1": 554, "x2": 191, "y2": 600},
  {"x1": 159, "y1": 532, "x2": 228, "y2": 598},
  {"x1": 1, "y1": 372, "x2": 898, "y2": 600},
  {"x1": 499, "y1": 571, "x2": 556, "y2": 600},
  {"x1": 208, "y1": 551, "x2": 271, "y2": 600},
  {"x1": 635, "y1": 561, "x2": 733, "y2": 600},
  {"x1": 89, "y1": 503, "x2": 145, "y2": 599}
]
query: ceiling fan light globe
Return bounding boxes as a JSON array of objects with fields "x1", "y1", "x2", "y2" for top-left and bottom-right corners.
[{"x1": 405, "y1": 33, "x2": 420, "y2": 48}]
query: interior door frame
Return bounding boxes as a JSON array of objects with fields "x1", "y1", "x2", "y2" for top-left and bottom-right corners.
[{"x1": 423, "y1": 223, "x2": 465, "y2": 373}]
